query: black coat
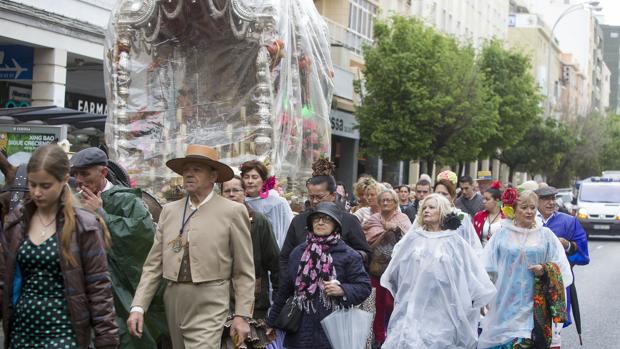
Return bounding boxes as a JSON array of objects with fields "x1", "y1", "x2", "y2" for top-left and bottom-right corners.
[
  {"x1": 267, "y1": 240, "x2": 371, "y2": 349},
  {"x1": 403, "y1": 200, "x2": 420, "y2": 223},
  {"x1": 279, "y1": 209, "x2": 371, "y2": 267}
]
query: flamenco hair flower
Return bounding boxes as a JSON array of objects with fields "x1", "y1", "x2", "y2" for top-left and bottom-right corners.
[
  {"x1": 501, "y1": 187, "x2": 519, "y2": 207},
  {"x1": 501, "y1": 187, "x2": 519, "y2": 219},
  {"x1": 490, "y1": 180, "x2": 502, "y2": 190},
  {"x1": 259, "y1": 176, "x2": 277, "y2": 199},
  {"x1": 437, "y1": 170, "x2": 458, "y2": 186}
]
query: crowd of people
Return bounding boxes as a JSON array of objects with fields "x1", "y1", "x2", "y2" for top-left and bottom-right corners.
[{"x1": 0, "y1": 143, "x2": 590, "y2": 349}]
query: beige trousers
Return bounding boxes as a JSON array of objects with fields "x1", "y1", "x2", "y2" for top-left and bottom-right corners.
[{"x1": 163, "y1": 279, "x2": 230, "y2": 349}]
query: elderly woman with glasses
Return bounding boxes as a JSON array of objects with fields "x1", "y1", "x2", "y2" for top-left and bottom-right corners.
[
  {"x1": 381, "y1": 194, "x2": 496, "y2": 348},
  {"x1": 267, "y1": 202, "x2": 371, "y2": 349},
  {"x1": 362, "y1": 188, "x2": 411, "y2": 347}
]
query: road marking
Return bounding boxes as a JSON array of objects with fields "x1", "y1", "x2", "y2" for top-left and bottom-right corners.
[{"x1": 596, "y1": 245, "x2": 604, "y2": 250}]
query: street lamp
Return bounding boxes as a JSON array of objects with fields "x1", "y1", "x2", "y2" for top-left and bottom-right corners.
[{"x1": 545, "y1": 1, "x2": 602, "y2": 116}]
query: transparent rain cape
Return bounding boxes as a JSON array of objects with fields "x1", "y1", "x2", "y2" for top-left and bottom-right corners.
[
  {"x1": 380, "y1": 227, "x2": 496, "y2": 349},
  {"x1": 412, "y1": 209, "x2": 483, "y2": 255},
  {"x1": 478, "y1": 220, "x2": 573, "y2": 349},
  {"x1": 104, "y1": 0, "x2": 334, "y2": 202}
]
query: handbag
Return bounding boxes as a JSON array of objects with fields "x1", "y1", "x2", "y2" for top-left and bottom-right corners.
[
  {"x1": 368, "y1": 228, "x2": 403, "y2": 278},
  {"x1": 273, "y1": 297, "x2": 302, "y2": 333}
]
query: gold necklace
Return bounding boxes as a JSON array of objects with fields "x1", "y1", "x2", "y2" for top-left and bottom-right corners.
[{"x1": 38, "y1": 213, "x2": 56, "y2": 237}]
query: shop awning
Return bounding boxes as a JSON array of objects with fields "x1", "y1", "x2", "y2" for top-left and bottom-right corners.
[{"x1": 0, "y1": 106, "x2": 106, "y2": 130}]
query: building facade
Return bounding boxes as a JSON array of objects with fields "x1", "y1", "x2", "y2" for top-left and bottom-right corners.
[
  {"x1": 0, "y1": 0, "x2": 112, "y2": 109},
  {"x1": 382, "y1": 0, "x2": 509, "y2": 50},
  {"x1": 601, "y1": 24, "x2": 620, "y2": 114},
  {"x1": 528, "y1": 0, "x2": 610, "y2": 114},
  {"x1": 559, "y1": 53, "x2": 588, "y2": 121},
  {"x1": 506, "y1": 12, "x2": 566, "y2": 118}
]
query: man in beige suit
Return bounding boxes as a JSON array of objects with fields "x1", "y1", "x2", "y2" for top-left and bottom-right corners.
[{"x1": 127, "y1": 145, "x2": 255, "y2": 348}]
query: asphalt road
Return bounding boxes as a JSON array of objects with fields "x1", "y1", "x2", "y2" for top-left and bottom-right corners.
[{"x1": 562, "y1": 237, "x2": 620, "y2": 349}]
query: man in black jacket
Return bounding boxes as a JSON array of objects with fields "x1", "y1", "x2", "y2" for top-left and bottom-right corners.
[
  {"x1": 280, "y1": 174, "x2": 371, "y2": 266},
  {"x1": 404, "y1": 179, "x2": 432, "y2": 223}
]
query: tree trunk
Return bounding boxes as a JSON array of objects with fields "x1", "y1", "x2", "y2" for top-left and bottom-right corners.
[{"x1": 508, "y1": 166, "x2": 515, "y2": 184}]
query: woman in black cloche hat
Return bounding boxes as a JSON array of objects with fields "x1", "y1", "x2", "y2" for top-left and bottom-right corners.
[{"x1": 266, "y1": 202, "x2": 371, "y2": 349}]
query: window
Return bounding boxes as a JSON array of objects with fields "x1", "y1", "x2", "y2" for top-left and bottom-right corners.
[
  {"x1": 348, "y1": 0, "x2": 377, "y2": 40},
  {"x1": 611, "y1": 32, "x2": 619, "y2": 38},
  {"x1": 348, "y1": 0, "x2": 377, "y2": 54}
]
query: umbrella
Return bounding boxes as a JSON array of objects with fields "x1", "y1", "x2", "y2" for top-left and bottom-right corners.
[
  {"x1": 320, "y1": 308, "x2": 373, "y2": 349},
  {"x1": 569, "y1": 281, "x2": 583, "y2": 345}
]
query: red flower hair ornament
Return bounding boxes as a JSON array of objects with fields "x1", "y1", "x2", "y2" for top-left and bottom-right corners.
[
  {"x1": 501, "y1": 187, "x2": 519, "y2": 219},
  {"x1": 490, "y1": 180, "x2": 502, "y2": 190},
  {"x1": 260, "y1": 176, "x2": 277, "y2": 199}
]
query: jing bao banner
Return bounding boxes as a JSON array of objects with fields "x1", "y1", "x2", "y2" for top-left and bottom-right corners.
[{"x1": 0, "y1": 125, "x2": 67, "y2": 158}]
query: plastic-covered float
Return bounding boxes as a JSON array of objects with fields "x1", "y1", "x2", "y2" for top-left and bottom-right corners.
[{"x1": 104, "y1": 0, "x2": 334, "y2": 203}]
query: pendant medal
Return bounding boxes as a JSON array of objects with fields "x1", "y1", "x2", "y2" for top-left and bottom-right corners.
[{"x1": 169, "y1": 235, "x2": 183, "y2": 253}]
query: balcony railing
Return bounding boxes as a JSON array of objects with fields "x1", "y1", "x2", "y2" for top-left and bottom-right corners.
[{"x1": 324, "y1": 18, "x2": 373, "y2": 56}]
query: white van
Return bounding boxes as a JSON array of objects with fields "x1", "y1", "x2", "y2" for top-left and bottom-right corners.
[{"x1": 576, "y1": 178, "x2": 620, "y2": 237}]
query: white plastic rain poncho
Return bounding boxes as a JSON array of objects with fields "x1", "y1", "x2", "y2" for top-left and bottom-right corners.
[
  {"x1": 380, "y1": 227, "x2": 496, "y2": 349},
  {"x1": 478, "y1": 220, "x2": 573, "y2": 348},
  {"x1": 246, "y1": 189, "x2": 293, "y2": 248},
  {"x1": 456, "y1": 210, "x2": 483, "y2": 255},
  {"x1": 412, "y1": 209, "x2": 482, "y2": 254}
]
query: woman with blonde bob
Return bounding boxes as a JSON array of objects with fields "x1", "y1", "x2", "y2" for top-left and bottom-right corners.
[
  {"x1": 478, "y1": 190, "x2": 572, "y2": 349},
  {"x1": 354, "y1": 181, "x2": 384, "y2": 225},
  {"x1": 381, "y1": 194, "x2": 495, "y2": 348}
]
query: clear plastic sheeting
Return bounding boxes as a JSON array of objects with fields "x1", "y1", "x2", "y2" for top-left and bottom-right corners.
[{"x1": 104, "y1": 0, "x2": 334, "y2": 201}]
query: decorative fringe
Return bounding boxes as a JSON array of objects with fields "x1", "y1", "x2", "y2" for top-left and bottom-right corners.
[{"x1": 221, "y1": 317, "x2": 274, "y2": 349}]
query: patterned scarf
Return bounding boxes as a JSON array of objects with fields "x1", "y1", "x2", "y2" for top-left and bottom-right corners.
[
  {"x1": 293, "y1": 232, "x2": 340, "y2": 313},
  {"x1": 532, "y1": 262, "x2": 567, "y2": 349}
]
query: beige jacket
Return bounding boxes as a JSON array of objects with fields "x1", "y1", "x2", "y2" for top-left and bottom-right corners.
[{"x1": 131, "y1": 194, "x2": 255, "y2": 317}]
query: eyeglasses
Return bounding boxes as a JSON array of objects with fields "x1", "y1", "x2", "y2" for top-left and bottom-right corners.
[
  {"x1": 380, "y1": 198, "x2": 395, "y2": 203},
  {"x1": 223, "y1": 188, "x2": 244, "y2": 194},
  {"x1": 311, "y1": 213, "x2": 334, "y2": 223},
  {"x1": 309, "y1": 193, "x2": 330, "y2": 201}
]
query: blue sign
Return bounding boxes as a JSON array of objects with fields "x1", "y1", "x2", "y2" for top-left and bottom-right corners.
[{"x1": 0, "y1": 45, "x2": 34, "y2": 80}]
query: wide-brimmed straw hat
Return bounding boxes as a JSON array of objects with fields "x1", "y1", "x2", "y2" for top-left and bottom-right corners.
[{"x1": 166, "y1": 144, "x2": 234, "y2": 182}]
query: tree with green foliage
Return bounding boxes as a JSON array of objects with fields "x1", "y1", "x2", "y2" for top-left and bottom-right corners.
[
  {"x1": 355, "y1": 16, "x2": 498, "y2": 172},
  {"x1": 498, "y1": 117, "x2": 575, "y2": 182},
  {"x1": 478, "y1": 40, "x2": 543, "y2": 156},
  {"x1": 548, "y1": 113, "x2": 612, "y2": 185},
  {"x1": 600, "y1": 114, "x2": 620, "y2": 171}
]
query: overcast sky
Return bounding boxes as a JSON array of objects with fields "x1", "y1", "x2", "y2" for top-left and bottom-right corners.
[{"x1": 597, "y1": 0, "x2": 620, "y2": 25}]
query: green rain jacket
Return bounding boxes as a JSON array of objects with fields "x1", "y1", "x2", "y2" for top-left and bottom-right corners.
[{"x1": 99, "y1": 185, "x2": 168, "y2": 349}]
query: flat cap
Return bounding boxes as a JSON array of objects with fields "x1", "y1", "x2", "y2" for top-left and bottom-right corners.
[
  {"x1": 70, "y1": 147, "x2": 108, "y2": 168},
  {"x1": 535, "y1": 186, "x2": 558, "y2": 197}
]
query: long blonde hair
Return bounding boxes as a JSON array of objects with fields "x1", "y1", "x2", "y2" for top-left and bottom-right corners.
[{"x1": 27, "y1": 145, "x2": 79, "y2": 265}]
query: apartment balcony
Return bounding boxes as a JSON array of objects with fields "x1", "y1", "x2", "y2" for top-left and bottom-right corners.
[{"x1": 324, "y1": 18, "x2": 373, "y2": 57}]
